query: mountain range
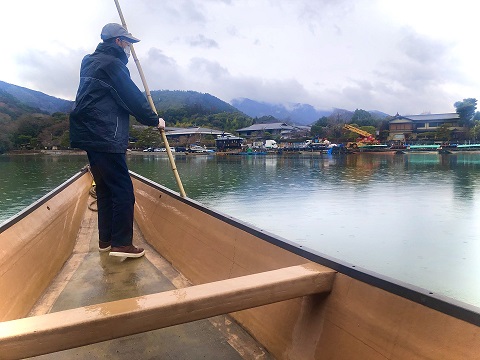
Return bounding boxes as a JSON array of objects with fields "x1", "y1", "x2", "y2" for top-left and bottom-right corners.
[
  {"x1": 231, "y1": 98, "x2": 332, "y2": 125},
  {"x1": 230, "y1": 98, "x2": 391, "y2": 125},
  {"x1": 0, "y1": 80, "x2": 390, "y2": 125},
  {"x1": 0, "y1": 80, "x2": 73, "y2": 115}
]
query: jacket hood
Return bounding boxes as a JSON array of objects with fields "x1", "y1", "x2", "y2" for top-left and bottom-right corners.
[{"x1": 94, "y1": 41, "x2": 129, "y2": 64}]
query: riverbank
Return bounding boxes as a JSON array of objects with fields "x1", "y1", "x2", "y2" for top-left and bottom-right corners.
[
  {"x1": 4, "y1": 150, "x2": 87, "y2": 156},
  {"x1": 3, "y1": 149, "x2": 171, "y2": 156}
]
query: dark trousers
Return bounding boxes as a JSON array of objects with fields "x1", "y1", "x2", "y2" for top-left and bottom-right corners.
[{"x1": 87, "y1": 151, "x2": 135, "y2": 247}]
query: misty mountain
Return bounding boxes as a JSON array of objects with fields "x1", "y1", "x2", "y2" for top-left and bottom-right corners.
[
  {"x1": 231, "y1": 98, "x2": 391, "y2": 125},
  {"x1": 0, "y1": 81, "x2": 73, "y2": 114},
  {"x1": 231, "y1": 98, "x2": 333, "y2": 125}
]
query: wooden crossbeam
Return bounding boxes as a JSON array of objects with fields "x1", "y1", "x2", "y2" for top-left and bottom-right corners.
[{"x1": 0, "y1": 263, "x2": 335, "y2": 359}]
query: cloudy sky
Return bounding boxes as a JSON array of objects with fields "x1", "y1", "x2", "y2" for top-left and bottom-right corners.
[{"x1": 0, "y1": 0, "x2": 478, "y2": 116}]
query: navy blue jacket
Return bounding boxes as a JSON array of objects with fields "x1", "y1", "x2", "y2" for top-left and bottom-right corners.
[{"x1": 70, "y1": 42, "x2": 158, "y2": 153}]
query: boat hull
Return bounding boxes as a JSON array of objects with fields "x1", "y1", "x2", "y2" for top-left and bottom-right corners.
[
  {"x1": 0, "y1": 169, "x2": 91, "y2": 322},
  {"x1": 131, "y1": 173, "x2": 480, "y2": 360},
  {"x1": 0, "y1": 169, "x2": 479, "y2": 359}
]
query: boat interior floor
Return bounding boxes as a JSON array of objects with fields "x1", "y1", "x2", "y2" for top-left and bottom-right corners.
[{"x1": 26, "y1": 207, "x2": 273, "y2": 360}]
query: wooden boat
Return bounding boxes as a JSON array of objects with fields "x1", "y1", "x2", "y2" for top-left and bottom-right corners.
[{"x1": 1, "y1": 167, "x2": 479, "y2": 359}]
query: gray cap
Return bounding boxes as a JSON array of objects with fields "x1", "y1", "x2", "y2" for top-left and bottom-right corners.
[{"x1": 100, "y1": 23, "x2": 140, "y2": 43}]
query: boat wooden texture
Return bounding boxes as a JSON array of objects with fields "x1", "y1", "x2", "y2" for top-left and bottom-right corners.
[{"x1": 1, "y1": 167, "x2": 480, "y2": 359}]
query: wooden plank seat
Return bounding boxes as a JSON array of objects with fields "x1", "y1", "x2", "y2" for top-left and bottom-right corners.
[{"x1": 0, "y1": 263, "x2": 335, "y2": 359}]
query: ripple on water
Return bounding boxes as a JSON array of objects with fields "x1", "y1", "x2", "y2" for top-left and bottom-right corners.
[{"x1": 2, "y1": 153, "x2": 480, "y2": 307}]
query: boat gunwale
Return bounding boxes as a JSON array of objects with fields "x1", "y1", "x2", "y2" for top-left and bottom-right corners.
[
  {"x1": 0, "y1": 166, "x2": 89, "y2": 233},
  {"x1": 129, "y1": 171, "x2": 480, "y2": 327},
  {"x1": 1, "y1": 168, "x2": 478, "y2": 328}
]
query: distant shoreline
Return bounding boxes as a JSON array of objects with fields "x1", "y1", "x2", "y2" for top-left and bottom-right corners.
[
  {"x1": 2, "y1": 149, "x2": 172, "y2": 156},
  {"x1": 3, "y1": 150, "x2": 87, "y2": 156}
]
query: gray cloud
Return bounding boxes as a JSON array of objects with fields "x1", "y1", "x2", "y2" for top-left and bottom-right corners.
[
  {"x1": 136, "y1": 52, "x2": 312, "y2": 107},
  {"x1": 296, "y1": 0, "x2": 356, "y2": 35},
  {"x1": 137, "y1": 48, "x2": 187, "y2": 91},
  {"x1": 15, "y1": 48, "x2": 86, "y2": 100},
  {"x1": 158, "y1": 1, "x2": 207, "y2": 24},
  {"x1": 178, "y1": 0, "x2": 207, "y2": 23},
  {"x1": 316, "y1": 74, "x2": 457, "y2": 116},
  {"x1": 399, "y1": 30, "x2": 448, "y2": 64},
  {"x1": 186, "y1": 35, "x2": 219, "y2": 48},
  {"x1": 310, "y1": 26, "x2": 462, "y2": 114},
  {"x1": 3, "y1": 0, "x2": 478, "y2": 116},
  {"x1": 184, "y1": 58, "x2": 311, "y2": 105},
  {"x1": 373, "y1": 29, "x2": 462, "y2": 94},
  {"x1": 188, "y1": 58, "x2": 229, "y2": 80}
]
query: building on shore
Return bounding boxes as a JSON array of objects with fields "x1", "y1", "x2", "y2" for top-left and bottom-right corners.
[
  {"x1": 236, "y1": 123, "x2": 296, "y2": 139},
  {"x1": 164, "y1": 127, "x2": 231, "y2": 145},
  {"x1": 215, "y1": 134, "x2": 244, "y2": 152},
  {"x1": 388, "y1": 113, "x2": 466, "y2": 142}
]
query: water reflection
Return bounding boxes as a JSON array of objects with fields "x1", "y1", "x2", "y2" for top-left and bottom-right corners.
[
  {"x1": 0, "y1": 154, "x2": 89, "y2": 221},
  {"x1": 2, "y1": 152, "x2": 480, "y2": 306}
]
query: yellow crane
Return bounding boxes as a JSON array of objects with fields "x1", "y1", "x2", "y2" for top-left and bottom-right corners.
[{"x1": 343, "y1": 124, "x2": 379, "y2": 148}]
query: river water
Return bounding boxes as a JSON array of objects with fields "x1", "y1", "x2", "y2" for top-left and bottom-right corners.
[{"x1": 1, "y1": 152, "x2": 480, "y2": 307}]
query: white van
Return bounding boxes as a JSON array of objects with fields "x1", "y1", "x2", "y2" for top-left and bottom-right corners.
[{"x1": 264, "y1": 140, "x2": 278, "y2": 149}]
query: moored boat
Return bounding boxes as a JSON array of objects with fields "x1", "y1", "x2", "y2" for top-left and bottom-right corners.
[
  {"x1": 438, "y1": 144, "x2": 458, "y2": 154},
  {"x1": 356, "y1": 144, "x2": 397, "y2": 153},
  {"x1": 186, "y1": 144, "x2": 214, "y2": 154},
  {"x1": 237, "y1": 151, "x2": 267, "y2": 155},
  {"x1": 441, "y1": 144, "x2": 480, "y2": 153},
  {"x1": 0, "y1": 167, "x2": 479, "y2": 359},
  {"x1": 405, "y1": 144, "x2": 441, "y2": 153}
]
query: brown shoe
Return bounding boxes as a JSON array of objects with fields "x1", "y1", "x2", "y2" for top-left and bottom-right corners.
[
  {"x1": 109, "y1": 245, "x2": 145, "y2": 258},
  {"x1": 98, "y1": 241, "x2": 111, "y2": 252}
]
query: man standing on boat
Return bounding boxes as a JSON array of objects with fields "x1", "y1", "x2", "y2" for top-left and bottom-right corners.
[{"x1": 70, "y1": 23, "x2": 165, "y2": 258}]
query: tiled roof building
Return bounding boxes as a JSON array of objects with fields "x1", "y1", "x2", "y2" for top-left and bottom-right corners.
[
  {"x1": 236, "y1": 122, "x2": 298, "y2": 138},
  {"x1": 388, "y1": 113, "x2": 465, "y2": 141}
]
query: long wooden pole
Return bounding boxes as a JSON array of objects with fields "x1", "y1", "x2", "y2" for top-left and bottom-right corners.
[{"x1": 113, "y1": 0, "x2": 187, "y2": 198}]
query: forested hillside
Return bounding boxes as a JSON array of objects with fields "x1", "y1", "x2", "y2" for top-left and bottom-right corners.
[
  {"x1": 151, "y1": 90, "x2": 252, "y2": 131},
  {"x1": 0, "y1": 80, "x2": 72, "y2": 114},
  {"x1": 0, "y1": 87, "x2": 71, "y2": 152},
  {"x1": 0, "y1": 89, "x2": 45, "y2": 121},
  {"x1": 153, "y1": 90, "x2": 238, "y2": 113},
  {"x1": 0, "y1": 82, "x2": 253, "y2": 153}
]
